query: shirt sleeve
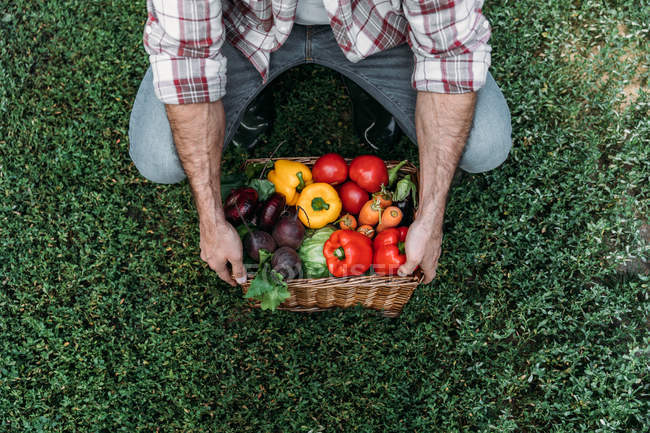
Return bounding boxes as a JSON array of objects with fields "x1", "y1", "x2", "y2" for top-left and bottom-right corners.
[
  {"x1": 402, "y1": 0, "x2": 491, "y2": 94},
  {"x1": 143, "y1": 0, "x2": 227, "y2": 104}
]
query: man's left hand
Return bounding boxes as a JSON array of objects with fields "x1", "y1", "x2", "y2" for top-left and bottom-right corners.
[
  {"x1": 397, "y1": 91, "x2": 476, "y2": 285},
  {"x1": 398, "y1": 207, "x2": 443, "y2": 284}
]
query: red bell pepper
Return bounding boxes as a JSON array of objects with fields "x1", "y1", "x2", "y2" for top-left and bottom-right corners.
[
  {"x1": 323, "y1": 230, "x2": 373, "y2": 277},
  {"x1": 373, "y1": 226, "x2": 408, "y2": 276}
]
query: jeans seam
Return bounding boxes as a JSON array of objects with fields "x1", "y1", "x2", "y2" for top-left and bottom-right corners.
[
  {"x1": 225, "y1": 60, "x2": 307, "y2": 145},
  {"x1": 312, "y1": 58, "x2": 415, "y2": 139}
]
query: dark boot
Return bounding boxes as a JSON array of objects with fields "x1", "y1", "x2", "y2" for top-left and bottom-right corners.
[
  {"x1": 231, "y1": 86, "x2": 275, "y2": 149},
  {"x1": 341, "y1": 75, "x2": 403, "y2": 150}
]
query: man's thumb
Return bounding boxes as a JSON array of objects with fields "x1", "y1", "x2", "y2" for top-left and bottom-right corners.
[
  {"x1": 397, "y1": 259, "x2": 419, "y2": 277},
  {"x1": 231, "y1": 260, "x2": 247, "y2": 285}
]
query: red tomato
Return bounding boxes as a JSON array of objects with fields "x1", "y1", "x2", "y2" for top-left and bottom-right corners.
[
  {"x1": 312, "y1": 153, "x2": 348, "y2": 185},
  {"x1": 338, "y1": 181, "x2": 369, "y2": 215},
  {"x1": 348, "y1": 155, "x2": 389, "y2": 193}
]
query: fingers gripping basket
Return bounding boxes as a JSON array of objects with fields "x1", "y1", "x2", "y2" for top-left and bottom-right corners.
[{"x1": 241, "y1": 157, "x2": 422, "y2": 317}]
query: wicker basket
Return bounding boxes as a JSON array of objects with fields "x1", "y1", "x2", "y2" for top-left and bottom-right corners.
[{"x1": 241, "y1": 157, "x2": 422, "y2": 317}]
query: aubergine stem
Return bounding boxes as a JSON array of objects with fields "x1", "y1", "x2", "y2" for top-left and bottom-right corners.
[
  {"x1": 238, "y1": 207, "x2": 252, "y2": 236},
  {"x1": 258, "y1": 140, "x2": 287, "y2": 179},
  {"x1": 387, "y1": 160, "x2": 408, "y2": 187},
  {"x1": 296, "y1": 205, "x2": 311, "y2": 228}
]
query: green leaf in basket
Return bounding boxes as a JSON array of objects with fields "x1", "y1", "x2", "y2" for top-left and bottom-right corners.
[
  {"x1": 393, "y1": 174, "x2": 417, "y2": 207},
  {"x1": 245, "y1": 162, "x2": 271, "y2": 180},
  {"x1": 248, "y1": 178, "x2": 275, "y2": 201},
  {"x1": 258, "y1": 281, "x2": 290, "y2": 311},
  {"x1": 244, "y1": 249, "x2": 289, "y2": 311}
]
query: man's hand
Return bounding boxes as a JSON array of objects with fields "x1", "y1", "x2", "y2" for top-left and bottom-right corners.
[
  {"x1": 166, "y1": 100, "x2": 247, "y2": 286},
  {"x1": 397, "y1": 91, "x2": 476, "y2": 283},
  {"x1": 200, "y1": 221, "x2": 246, "y2": 286},
  {"x1": 398, "y1": 208, "x2": 442, "y2": 284}
]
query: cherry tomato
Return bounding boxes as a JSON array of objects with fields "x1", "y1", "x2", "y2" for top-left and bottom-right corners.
[
  {"x1": 338, "y1": 181, "x2": 369, "y2": 215},
  {"x1": 339, "y1": 213, "x2": 358, "y2": 230},
  {"x1": 312, "y1": 153, "x2": 348, "y2": 185},
  {"x1": 357, "y1": 224, "x2": 375, "y2": 239},
  {"x1": 372, "y1": 186, "x2": 392, "y2": 208},
  {"x1": 349, "y1": 155, "x2": 389, "y2": 193}
]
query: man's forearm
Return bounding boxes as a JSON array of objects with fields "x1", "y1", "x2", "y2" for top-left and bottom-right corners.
[
  {"x1": 165, "y1": 101, "x2": 227, "y2": 231},
  {"x1": 165, "y1": 101, "x2": 246, "y2": 285},
  {"x1": 415, "y1": 91, "x2": 476, "y2": 226}
]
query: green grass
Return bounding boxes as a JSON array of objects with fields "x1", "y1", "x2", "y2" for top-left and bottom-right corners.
[{"x1": 1, "y1": 0, "x2": 648, "y2": 431}]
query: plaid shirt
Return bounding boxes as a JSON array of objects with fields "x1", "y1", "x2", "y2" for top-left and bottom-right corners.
[{"x1": 144, "y1": 0, "x2": 491, "y2": 104}]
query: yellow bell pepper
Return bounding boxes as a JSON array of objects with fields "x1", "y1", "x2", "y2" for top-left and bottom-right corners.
[
  {"x1": 295, "y1": 183, "x2": 342, "y2": 229},
  {"x1": 267, "y1": 160, "x2": 313, "y2": 206}
]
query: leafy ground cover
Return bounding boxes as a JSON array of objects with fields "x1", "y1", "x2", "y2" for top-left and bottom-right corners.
[{"x1": 0, "y1": 0, "x2": 648, "y2": 431}]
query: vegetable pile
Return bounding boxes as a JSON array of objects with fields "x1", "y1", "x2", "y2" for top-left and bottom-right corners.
[{"x1": 224, "y1": 154, "x2": 417, "y2": 311}]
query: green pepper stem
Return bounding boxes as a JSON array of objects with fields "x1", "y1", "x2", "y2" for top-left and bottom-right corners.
[
  {"x1": 334, "y1": 247, "x2": 345, "y2": 260},
  {"x1": 311, "y1": 197, "x2": 330, "y2": 211},
  {"x1": 398, "y1": 241, "x2": 405, "y2": 255},
  {"x1": 296, "y1": 172, "x2": 305, "y2": 191}
]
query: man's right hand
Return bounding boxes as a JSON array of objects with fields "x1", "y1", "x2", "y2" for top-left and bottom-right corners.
[
  {"x1": 165, "y1": 101, "x2": 245, "y2": 286},
  {"x1": 200, "y1": 221, "x2": 246, "y2": 287}
]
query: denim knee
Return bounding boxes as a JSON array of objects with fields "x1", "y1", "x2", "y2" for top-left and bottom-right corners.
[
  {"x1": 128, "y1": 115, "x2": 186, "y2": 184},
  {"x1": 128, "y1": 140, "x2": 186, "y2": 184},
  {"x1": 458, "y1": 75, "x2": 512, "y2": 174},
  {"x1": 128, "y1": 67, "x2": 186, "y2": 184},
  {"x1": 458, "y1": 122, "x2": 512, "y2": 174}
]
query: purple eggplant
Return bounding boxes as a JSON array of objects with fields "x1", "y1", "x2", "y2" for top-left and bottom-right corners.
[
  {"x1": 272, "y1": 246, "x2": 302, "y2": 280},
  {"x1": 244, "y1": 230, "x2": 277, "y2": 262},
  {"x1": 272, "y1": 213, "x2": 305, "y2": 249},
  {"x1": 392, "y1": 174, "x2": 417, "y2": 226},
  {"x1": 224, "y1": 187, "x2": 258, "y2": 224},
  {"x1": 394, "y1": 196, "x2": 414, "y2": 226},
  {"x1": 256, "y1": 193, "x2": 286, "y2": 231}
]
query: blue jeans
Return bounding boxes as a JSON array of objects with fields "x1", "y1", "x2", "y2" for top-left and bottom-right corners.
[{"x1": 129, "y1": 25, "x2": 512, "y2": 184}]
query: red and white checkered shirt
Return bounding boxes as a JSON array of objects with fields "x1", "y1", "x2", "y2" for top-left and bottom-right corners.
[{"x1": 144, "y1": 0, "x2": 491, "y2": 104}]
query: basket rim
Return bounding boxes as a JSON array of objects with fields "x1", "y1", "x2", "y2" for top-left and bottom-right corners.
[
  {"x1": 243, "y1": 271, "x2": 423, "y2": 285},
  {"x1": 243, "y1": 156, "x2": 418, "y2": 174}
]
